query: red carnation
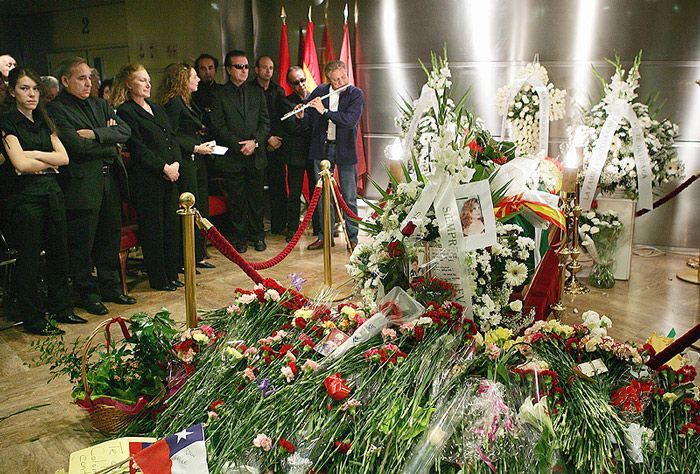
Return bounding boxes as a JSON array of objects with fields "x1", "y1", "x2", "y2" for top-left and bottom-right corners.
[
  {"x1": 210, "y1": 399, "x2": 224, "y2": 411},
  {"x1": 467, "y1": 138, "x2": 483, "y2": 154},
  {"x1": 294, "y1": 317, "x2": 308, "y2": 329},
  {"x1": 680, "y1": 422, "x2": 700, "y2": 436},
  {"x1": 279, "y1": 438, "x2": 295, "y2": 454},
  {"x1": 324, "y1": 373, "x2": 351, "y2": 401},
  {"x1": 334, "y1": 440, "x2": 351, "y2": 454},
  {"x1": 401, "y1": 221, "x2": 417, "y2": 237},
  {"x1": 677, "y1": 365, "x2": 698, "y2": 384}
]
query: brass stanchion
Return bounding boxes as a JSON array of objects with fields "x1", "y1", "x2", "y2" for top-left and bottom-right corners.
[
  {"x1": 178, "y1": 192, "x2": 197, "y2": 328},
  {"x1": 564, "y1": 186, "x2": 589, "y2": 295},
  {"x1": 677, "y1": 252, "x2": 700, "y2": 285},
  {"x1": 308, "y1": 160, "x2": 352, "y2": 302}
]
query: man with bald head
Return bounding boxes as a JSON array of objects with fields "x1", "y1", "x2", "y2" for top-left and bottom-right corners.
[
  {"x1": 0, "y1": 54, "x2": 17, "y2": 100},
  {"x1": 47, "y1": 57, "x2": 135, "y2": 315},
  {"x1": 252, "y1": 55, "x2": 288, "y2": 236}
]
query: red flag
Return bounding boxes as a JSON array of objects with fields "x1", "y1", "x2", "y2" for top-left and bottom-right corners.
[
  {"x1": 320, "y1": 22, "x2": 335, "y2": 84},
  {"x1": 278, "y1": 11, "x2": 292, "y2": 95},
  {"x1": 340, "y1": 19, "x2": 367, "y2": 194},
  {"x1": 302, "y1": 13, "x2": 321, "y2": 92}
]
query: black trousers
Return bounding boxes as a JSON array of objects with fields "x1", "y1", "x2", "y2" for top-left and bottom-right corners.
[
  {"x1": 286, "y1": 163, "x2": 306, "y2": 234},
  {"x1": 221, "y1": 165, "x2": 265, "y2": 243},
  {"x1": 131, "y1": 173, "x2": 180, "y2": 288},
  {"x1": 9, "y1": 187, "x2": 72, "y2": 326},
  {"x1": 267, "y1": 150, "x2": 287, "y2": 233},
  {"x1": 178, "y1": 155, "x2": 209, "y2": 262},
  {"x1": 65, "y1": 172, "x2": 122, "y2": 304},
  {"x1": 306, "y1": 160, "x2": 321, "y2": 235}
]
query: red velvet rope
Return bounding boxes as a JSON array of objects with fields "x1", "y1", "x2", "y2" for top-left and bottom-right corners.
[
  {"x1": 332, "y1": 181, "x2": 363, "y2": 222},
  {"x1": 635, "y1": 173, "x2": 698, "y2": 217},
  {"x1": 248, "y1": 185, "x2": 321, "y2": 270},
  {"x1": 200, "y1": 185, "x2": 322, "y2": 282},
  {"x1": 203, "y1": 226, "x2": 264, "y2": 283},
  {"x1": 646, "y1": 323, "x2": 700, "y2": 370}
]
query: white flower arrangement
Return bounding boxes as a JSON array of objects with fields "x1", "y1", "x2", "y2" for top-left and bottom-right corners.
[
  {"x1": 578, "y1": 52, "x2": 684, "y2": 198},
  {"x1": 578, "y1": 209, "x2": 623, "y2": 251},
  {"x1": 495, "y1": 61, "x2": 567, "y2": 157}
]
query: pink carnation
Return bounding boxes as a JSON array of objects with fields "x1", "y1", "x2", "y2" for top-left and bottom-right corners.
[
  {"x1": 301, "y1": 360, "x2": 319, "y2": 372},
  {"x1": 381, "y1": 328, "x2": 397, "y2": 340},
  {"x1": 253, "y1": 433, "x2": 272, "y2": 451},
  {"x1": 243, "y1": 367, "x2": 255, "y2": 381},
  {"x1": 281, "y1": 365, "x2": 295, "y2": 383}
]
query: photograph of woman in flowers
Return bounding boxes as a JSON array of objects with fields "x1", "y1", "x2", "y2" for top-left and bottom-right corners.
[{"x1": 459, "y1": 197, "x2": 486, "y2": 236}]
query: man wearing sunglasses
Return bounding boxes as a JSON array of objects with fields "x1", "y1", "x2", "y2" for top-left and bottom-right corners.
[
  {"x1": 281, "y1": 66, "x2": 318, "y2": 243},
  {"x1": 209, "y1": 50, "x2": 270, "y2": 253}
]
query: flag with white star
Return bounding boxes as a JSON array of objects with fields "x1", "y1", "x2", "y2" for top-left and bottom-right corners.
[{"x1": 132, "y1": 423, "x2": 209, "y2": 474}]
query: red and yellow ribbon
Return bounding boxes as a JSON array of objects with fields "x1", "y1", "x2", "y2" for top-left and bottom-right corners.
[{"x1": 495, "y1": 192, "x2": 566, "y2": 231}]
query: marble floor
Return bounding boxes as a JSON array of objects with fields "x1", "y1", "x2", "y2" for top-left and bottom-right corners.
[{"x1": 0, "y1": 231, "x2": 697, "y2": 473}]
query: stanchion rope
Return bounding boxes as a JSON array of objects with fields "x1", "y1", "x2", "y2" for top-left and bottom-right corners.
[
  {"x1": 331, "y1": 180, "x2": 363, "y2": 222},
  {"x1": 201, "y1": 185, "x2": 322, "y2": 281},
  {"x1": 635, "y1": 172, "x2": 698, "y2": 218}
]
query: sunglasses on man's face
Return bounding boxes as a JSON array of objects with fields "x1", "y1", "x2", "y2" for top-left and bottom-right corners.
[
  {"x1": 290, "y1": 77, "x2": 306, "y2": 86},
  {"x1": 229, "y1": 64, "x2": 249, "y2": 70}
]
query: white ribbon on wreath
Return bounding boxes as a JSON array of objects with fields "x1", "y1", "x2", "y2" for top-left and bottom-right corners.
[{"x1": 580, "y1": 99, "x2": 653, "y2": 211}]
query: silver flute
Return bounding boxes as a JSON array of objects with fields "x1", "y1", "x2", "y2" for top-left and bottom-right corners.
[{"x1": 280, "y1": 84, "x2": 351, "y2": 121}]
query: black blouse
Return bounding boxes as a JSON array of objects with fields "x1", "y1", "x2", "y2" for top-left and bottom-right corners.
[{"x1": 0, "y1": 107, "x2": 60, "y2": 197}]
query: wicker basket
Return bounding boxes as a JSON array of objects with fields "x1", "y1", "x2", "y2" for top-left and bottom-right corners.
[{"x1": 79, "y1": 317, "x2": 162, "y2": 433}]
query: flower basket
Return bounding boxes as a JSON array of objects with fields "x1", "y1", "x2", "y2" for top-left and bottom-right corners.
[{"x1": 77, "y1": 317, "x2": 164, "y2": 433}]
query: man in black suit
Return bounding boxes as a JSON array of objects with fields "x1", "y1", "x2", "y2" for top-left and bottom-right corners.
[
  {"x1": 251, "y1": 56, "x2": 288, "y2": 236},
  {"x1": 48, "y1": 57, "x2": 136, "y2": 315},
  {"x1": 282, "y1": 66, "x2": 316, "y2": 242},
  {"x1": 192, "y1": 53, "x2": 220, "y2": 134},
  {"x1": 209, "y1": 50, "x2": 270, "y2": 253}
]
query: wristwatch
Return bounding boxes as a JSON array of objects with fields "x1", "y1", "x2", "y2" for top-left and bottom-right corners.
[{"x1": 254, "y1": 139, "x2": 259, "y2": 148}]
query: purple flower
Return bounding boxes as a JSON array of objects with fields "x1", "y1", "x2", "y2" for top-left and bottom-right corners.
[
  {"x1": 288, "y1": 273, "x2": 307, "y2": 292},
  {"x1": 257, "y1": 378, "x2": 276, "y2": 398}
]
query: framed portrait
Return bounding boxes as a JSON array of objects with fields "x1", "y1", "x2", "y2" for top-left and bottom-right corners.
[{"x1": 454, "y1": 180, "x2": 497, "y2": 251}]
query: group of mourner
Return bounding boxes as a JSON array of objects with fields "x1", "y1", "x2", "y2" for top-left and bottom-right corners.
[{"x1": 0, "y1": 51, "x2": 364, "y2": 336}]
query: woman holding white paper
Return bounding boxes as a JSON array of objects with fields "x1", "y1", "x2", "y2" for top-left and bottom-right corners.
[{"x1": 158, "y1": 63, "x2": 215, "y2": 269}]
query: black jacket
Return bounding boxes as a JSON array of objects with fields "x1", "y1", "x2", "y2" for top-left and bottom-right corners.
[
  {"x1": 47, "y1": 92, "x2": 131, "y2": 209},
  {"x1": 116, "y1": 99, "x2": 182, "y2": 177},
  {"x1": 163, "y1": 96, "x2": 206, "y2": 159},
  {"x1": 209, "y1": 81, "x2": 270, "y2": 171},
  {"x1": 281, "y1": 92, "x2": 311, "y2": 167}
]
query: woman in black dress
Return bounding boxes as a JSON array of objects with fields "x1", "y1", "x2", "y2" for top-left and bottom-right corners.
[
  {"x1": 111, "y1": 64, "x2": 183, "y2": 291},
  {"x1": 157, "y1": 62, "x2": 215, "y2": 269},
  {"x1": 0, "y1": 67, "x2": 85, "y2": 335}
]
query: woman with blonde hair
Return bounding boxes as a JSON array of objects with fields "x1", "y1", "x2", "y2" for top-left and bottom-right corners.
[
  {"x1": 112, "y1": 64, "x2": 183, "y2": 291},
  {"x1": 157, "y1": 62, "x2": 214, "y2": 269}
]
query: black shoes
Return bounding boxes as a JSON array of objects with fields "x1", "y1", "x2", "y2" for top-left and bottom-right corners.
[
  {"x1": 196, "y1": 261, "x2": 216, "y2": 269},
  {"x1": 151, "y1": 283, "x2": 177, "y2": 291},
  {"x1": 25, "y1": 319, "x2": 65, "y2": 336},
  {"x1": 76, "y1": 301, "x2": 109, "y2": 315},
  {"x1": 170, "y1": 279, "x2": 185, "y2": 288},
  {"x1": 307, "y1": 239, "x2": 334, "y2": 250},
  {"x1": 102, "y1": 293, "x2": 137, "y2": 305},
  {"x1": 253, "y1": 240, "x2": 267, "y2": 252},
  {"x1": 235, "y1": 242, "x2": 248, "y2": 254},
  {"x1": 52, "y1": 312, "x2": 88, "y2": 324}
]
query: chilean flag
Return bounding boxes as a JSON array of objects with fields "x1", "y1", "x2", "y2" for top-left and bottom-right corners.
[{"x1": 131, "y1": 424, "x2": 209, "y2": 474}]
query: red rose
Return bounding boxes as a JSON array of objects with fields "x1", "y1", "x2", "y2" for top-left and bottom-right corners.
[
  {"x1": 324, "y1": 372, "x2": 351, "y2": 401},
  {"x1": 387, "y1": 240, "x2": 403, "y2": 258},
  {"x1": 279, "y1": 437, "x2": 295, "y2": 453},
  {"x1": 401, "y1": 221, "x2": 417, "y2": 237}
]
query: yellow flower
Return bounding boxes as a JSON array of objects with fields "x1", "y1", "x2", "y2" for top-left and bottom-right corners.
[
  {"x1": 663, "y1": 392, "x2": 678, "y2": 405},
  {"x1": 225, "y1": 347, "x2": 243, "y2": 360},
  {"x1": 322, "y1": 320, "x2": 337, "y2": 330},
  {"x1": 485, "y1": 327, "x2": 513, "y2": 346},
  {"x1": 294, "y1": 308, "x2": 314, "y2": 320},
  {"x1": 341, "y1": 305, "x2": 358, "y2": 318}
]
